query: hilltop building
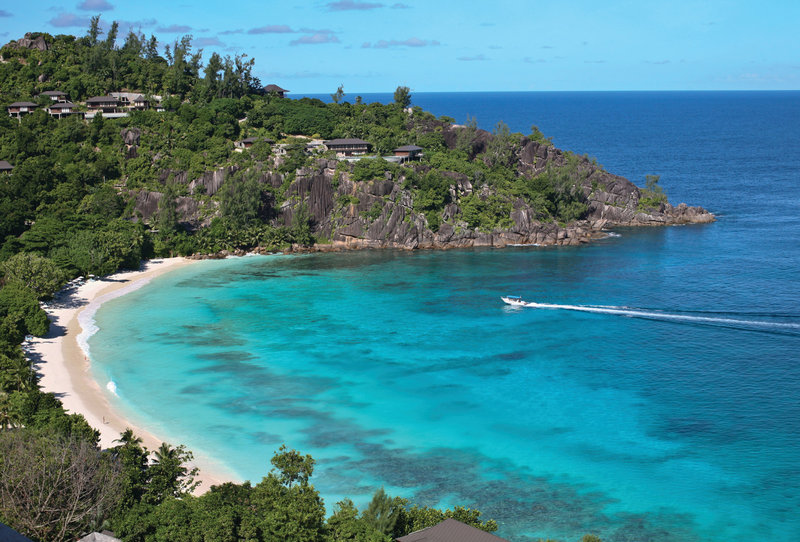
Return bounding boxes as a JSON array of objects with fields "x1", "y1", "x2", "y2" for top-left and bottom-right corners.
[
  {"x1": 39, "y1": 90, "x2": 68, "y2": 102},
  {"x1": 48, "y1": 101, "x2": 79, "y2": 119},
  {"x1": 324, "y1": 138, "x2": 372, "y2": 157},
  {"x1": 263, "y1": 84, "x2": 289, "y2": 98},
  {"x1": 7, "y1": 101, "x2": 38, "y2": 119},
  {"x1": 394, "y1": 144, "x2": 424, "y2": 161}
]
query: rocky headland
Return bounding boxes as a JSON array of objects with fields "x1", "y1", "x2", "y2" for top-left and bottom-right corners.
[{"x1": 129, "y1": 120, "x2": 714, "y2": 253}]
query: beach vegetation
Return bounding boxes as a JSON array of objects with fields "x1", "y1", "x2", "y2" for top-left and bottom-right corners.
[
  {"x1": 0, "y1": 252, "x2": 66, "y2": 299},
  {"x1": 0, "y1": 282, "x2": 50, "y2": 337}
]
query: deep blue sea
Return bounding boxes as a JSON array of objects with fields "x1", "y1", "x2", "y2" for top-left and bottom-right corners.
[{"x1": 90, "y1": 91, "x2": 800, "y2": 542}]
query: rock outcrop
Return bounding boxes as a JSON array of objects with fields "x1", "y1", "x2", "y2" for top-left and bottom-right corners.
[
  {"x1": 129, "y1": 119, "x2": 713, "y2": 250},
  {"x1": 4, "y1": 33, "x2": 49, "y2": 51}
]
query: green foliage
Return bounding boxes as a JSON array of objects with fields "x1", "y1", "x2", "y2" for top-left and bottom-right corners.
[
  {"x1": 394, "y1": 85, "x2": 411, "y2": 108},
  {"x1": 0, "y1": 428, "x2": 120, "y2": 542},
  {"x1": 327, "y1": 499, "x2": 390, "y2": 542},
  {"x1": 291, "y1": 203, "x2": 315, "y2": 246},
  {"x1": 483, "y1": 120, "x2": 519, "y2": 169},
  {"x1": 511, "y1": 159, "x2": 588, "y2": 223},
  {"x1": 145, "y1": 442, "x2": 199, "y2": 505},
  {"x1": 331, "y1": 84, "x2": 345, "y2": 104},
  {"x1": 351, "y1": 157, "x2": 399, "y2": 183},
  {"x1": 250, "y1": 99, "x2": 336, "y2": 138},
  {"x1": 362, "y1": 487, "x2": 401, "y2": 536},
  {"x1": 638, "y1": 174, "x2": 668, "y2": 210},
  {"x1": 411, "y1": 170, "x2": 451, "y2": 232},
  {"x1": 61, "y1": 220, "x2": 146, "y2": 277},
  {"x1": 364, "y1": 201, "x2": 384, "y2": 221},
  {"x1": 529, "y1": 124, "x2": 554, "y2": 147},
  {"x1": 218, "y1": 168, "x2": 267, "y2": 228},
  {"x1": 0, "y1": 252, "x2": 66, "y2": 299},
  {"x1": 459, "y1": 194, "x2": 513, "y2": 230},
  {"x1": 243, "y1": 445, "x2": 326, "y2": 541},
  {"x1": 0, "y1": 282, "x2": 50, "y2": 337}
]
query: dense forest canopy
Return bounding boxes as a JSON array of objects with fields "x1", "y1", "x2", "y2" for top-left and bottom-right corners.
[{"x1": 0, "y1": 19, "x2": 635, "y2": 542}]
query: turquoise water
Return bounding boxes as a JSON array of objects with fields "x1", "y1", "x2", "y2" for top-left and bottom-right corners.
[{"x1": 90, "y1": 92, "x2": 800, "y2": 541}]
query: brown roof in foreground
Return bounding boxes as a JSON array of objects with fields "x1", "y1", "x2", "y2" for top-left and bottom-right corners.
[
  {"x1": 8, "y1": 101, "x2": 39, "y2": 107},
  {"x1": 0, "y1": 160, "x2": 13, "y2": 171},
  {"x1": 49, "y1": 102, "x2": 76, "y2": 109},
  {"x1": 396, "y1": 519, "x2": 509, "y2": 542}
]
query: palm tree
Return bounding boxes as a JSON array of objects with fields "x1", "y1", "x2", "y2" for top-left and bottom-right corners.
[{"x1": 114, "y1": 428, "x2": 143, "y2": 448}]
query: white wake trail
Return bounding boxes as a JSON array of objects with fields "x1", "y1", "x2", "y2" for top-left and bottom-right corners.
[{"x1": 520, "y1": 302, "x2": 800, "y2": 330}]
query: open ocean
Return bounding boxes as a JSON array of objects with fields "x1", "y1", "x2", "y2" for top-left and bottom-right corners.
[{"x1": 89, "y1": 91, "x2": 800, "y2": 541}]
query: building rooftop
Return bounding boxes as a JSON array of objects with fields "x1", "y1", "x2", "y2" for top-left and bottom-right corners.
[
  {"x1": 86, "y1": 96, "x2": 118, "y2": 103},
  {"x1": 263, "y1": 84, "x2": 289, "y2": 93},
  {"x1": 8, "y1": 101, "x2": 39, "y2": 107},
  {"x1": 325, "y1": 138, "x2": 371, "y2": 146},
  {"x1": 395, "y1": 145, "x2": 424, "y2": 152},
  {"x1": 0, "y1": 160, "x2": 13, "y2": 171},
  {"x1": 396, "y1": 519, "x2": 509, "y2": 542}
]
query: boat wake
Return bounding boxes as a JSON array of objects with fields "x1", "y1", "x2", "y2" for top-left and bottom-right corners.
[{"x1": 503, "y1": 298, "x2": 800, "y2": 335}]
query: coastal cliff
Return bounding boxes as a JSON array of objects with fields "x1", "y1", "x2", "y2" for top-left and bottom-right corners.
[{"x1": 132, "y1": 121, "x2": 714, "y2": 251}]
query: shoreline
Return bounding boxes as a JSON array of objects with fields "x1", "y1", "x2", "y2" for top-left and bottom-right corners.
[{"x1": 27, "y1": 257, "x2": 239, "y2": 493}]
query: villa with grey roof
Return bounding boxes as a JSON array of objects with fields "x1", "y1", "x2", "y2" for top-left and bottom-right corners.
[{"x1": 324, "y1": 138, "x2": 372, "y2": 157}]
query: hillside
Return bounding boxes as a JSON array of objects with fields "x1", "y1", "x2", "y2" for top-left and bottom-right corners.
[{"x1": 1, "y1": 25, "x2": 712, "y2": 265}]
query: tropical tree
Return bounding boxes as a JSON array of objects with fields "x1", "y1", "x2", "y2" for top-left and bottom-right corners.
[
  {"x1": 144, "y1": 442, "x2": 199, "y2": 505},
  {"x1": 393, "y1": 85, "x2": 411, "y2": 108},
  {"x1": 331, "y1": 84, "x2": 345, "y2": 104},
  {"x1": 0, "y1": 252, "x2": 66, "y2": 299}
]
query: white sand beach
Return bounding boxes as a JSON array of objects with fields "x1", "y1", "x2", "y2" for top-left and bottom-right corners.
[{"x1": 27, "y1": 257, "x2": 238, "y2": 493}]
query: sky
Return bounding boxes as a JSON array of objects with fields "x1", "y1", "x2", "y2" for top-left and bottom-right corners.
[{"x1": 0, "y1": 0, "x2": 798, "y2": 93}]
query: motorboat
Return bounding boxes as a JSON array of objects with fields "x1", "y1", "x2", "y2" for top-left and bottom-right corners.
[{"x1": 501, "y1": 295, "x2": 530, "y2": 307}]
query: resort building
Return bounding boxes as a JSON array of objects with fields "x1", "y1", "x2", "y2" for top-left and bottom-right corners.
[
  {"x1": 86, "y1": 96, "x2": 120, "y2": 114},
  {"x1": 39, "y1": 90, "x2": 68, "y2": 102},
  {"x1": 39, "y1": 90, "x2": 67, "y2": 102},
  {"x1": 324, "y1": 138, "x2": 372, "y2": 157},
  {"x1": 235, "y1": 136, "x2": 275, "y2": 150},
  {"x1": 263, "y1": 84, "x2": 289, "y2": 98},
  {"x1": 48, "y1": 101, "x2": 80, "y2": 119},
  {"x1": 109, "y1": 92, "x2": 163, "y2": 110},
  {"x1": 0, "y1": 160, "x2": 13, "y2": 173},
  {"x1": 7, "y1": 101, "x2": 39, "y2": 118},
  {"x1": 393, "y1": 144, "x2": 424, "y2": 161},
  {"x1": 131, "y1": 95, "x2": 149, "y2": 110},
  {"x1": 395, "y1": 519, "x2": 509, "y2": 542}
]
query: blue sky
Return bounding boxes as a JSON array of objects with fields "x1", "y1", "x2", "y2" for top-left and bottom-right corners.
[{"x1": 1, "y1": 0, "x2": 797, "y2": 92}]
